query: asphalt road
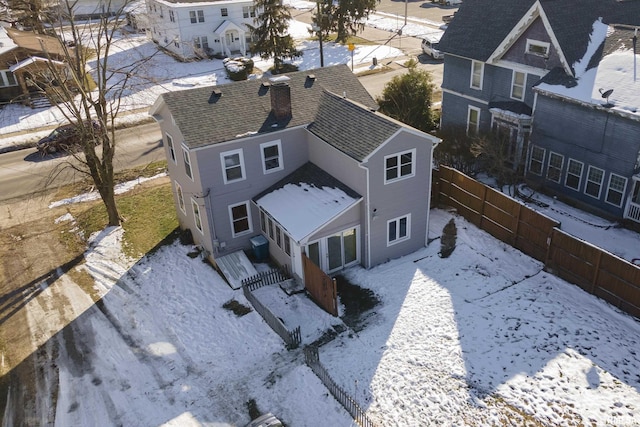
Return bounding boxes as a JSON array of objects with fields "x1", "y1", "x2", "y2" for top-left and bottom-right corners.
[{"x1": 0, "y1": 122, "x2": 163, "y2": 202}]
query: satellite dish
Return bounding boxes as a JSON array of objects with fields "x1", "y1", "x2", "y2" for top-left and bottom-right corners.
[{"x1": 598, "y1": 88, "x2": 614, "y2": 106}]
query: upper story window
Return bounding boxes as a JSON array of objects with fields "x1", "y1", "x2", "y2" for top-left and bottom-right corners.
[
  {"x1": 220, "y1": 149, "x2": 245, "y2": 184},
  {"x1": 169, "y1": 10, "x2": 175, "y2": 22},
  {"x1": 470, "y1": 60, "x2": 483, "y2": 90},
  {"x1": 260, "y1": 140, "x2": 283, "y2": 174},
  {"x1": 526, "y1": 39, "x2": 550, "y2": 58},
  {"x1": 166, "y1": 133, "x2": 176, "y2": 163},
  {"x1": 384, "y1": 149, "x2": 415, "y2": 184},
  {"x1": 243, "y1": 6, "x2": 256, "y2": 18},
  {"x1": 183, "y1": 147, "x2": 193, "y2": 180},
  {"x1": 467, "y1": 105, "x2": 480, "y2": 136},
  {"x1": 190, "y1": 10, "x2": 204, "y2": 23},
  {"x1": 221, "y1": 7, "x2": 228, "y2": 17},
  {"x1": 511, "y1": 71, "x2": 526, "y2": 101}
]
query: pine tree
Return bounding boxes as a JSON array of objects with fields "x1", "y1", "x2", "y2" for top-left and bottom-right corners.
[
  {"x1": 248, "y1": 0, "x2": 301, "y2": 72},
  {"x1": 313, "y1": 0, "x2": 380, "y2": 44}
]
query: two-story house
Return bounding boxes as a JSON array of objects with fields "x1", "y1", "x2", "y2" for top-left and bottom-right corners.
[
  {"x1": 149, "y1": 65, "x2": 440, "y2": 281},
  {"x1": 145, "y1": 0, "x2": 259, "y2": 60},
  {"x1": 438, "y1": 0, "x2": 640, "y2": 224}
]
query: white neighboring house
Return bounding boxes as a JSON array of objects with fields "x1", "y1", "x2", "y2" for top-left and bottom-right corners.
[{"x1": 145, "y1": 0, "x2": 259, "y2": 60}]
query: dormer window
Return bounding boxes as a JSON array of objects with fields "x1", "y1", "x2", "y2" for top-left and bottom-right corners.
[{"x1": 526, "y1": 39, "x2": 550, "y2": 58}]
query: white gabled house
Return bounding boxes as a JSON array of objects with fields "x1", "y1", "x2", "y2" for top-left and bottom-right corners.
[{"x1": 145, "y1": 0, "x2": 259, "y2": 60}]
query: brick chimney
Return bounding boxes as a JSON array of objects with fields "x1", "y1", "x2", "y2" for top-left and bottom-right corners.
[{"x1": 269, "y1": 75, "x2": 292, "y2": 120}]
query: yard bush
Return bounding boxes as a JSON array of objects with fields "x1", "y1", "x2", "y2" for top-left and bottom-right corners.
[{"x1": 223, "y1": 57, "x2": 254, "y2": 81}]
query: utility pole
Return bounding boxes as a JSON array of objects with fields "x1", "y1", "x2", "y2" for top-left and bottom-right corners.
[{"x1": 316, "y1": 0, "x2": 324, "y2": 67}]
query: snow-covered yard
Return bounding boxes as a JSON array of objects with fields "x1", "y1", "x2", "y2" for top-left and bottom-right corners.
[{"x1": 14, "y1": 196, "x2": 639, "y2": 426}]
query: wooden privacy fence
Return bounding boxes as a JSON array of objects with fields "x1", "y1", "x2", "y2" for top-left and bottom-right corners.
[
  {"x1": 435, "y1": 165, "x2": 640, "y2": 319},
  {"x1": 302, "y1": 253, "x2": 338, "y2": 316},
  {"x1": 241, "y1": 267, "x2": 290, "y2": 292},
  {"x1": 304, "y1": 346, "x2": 377, "y2": 427},
  {"x1": 242, "y1": 284, "x2": 301, "y2": 349}
]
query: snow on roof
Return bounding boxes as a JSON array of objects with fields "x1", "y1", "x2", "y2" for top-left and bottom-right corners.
[
  {"x1": 256, "y1": 183, "x2": 361, "y2": 243},
  {"x1": 0, "y1": 26, "x2": 18, "y2": 56},
  {"x1": 536, "y1": 19, "x2": 640, "y2": 117}
]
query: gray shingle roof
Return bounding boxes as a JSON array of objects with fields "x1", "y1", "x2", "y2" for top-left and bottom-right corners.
[
  {"x1": 159, "y1": 65, "x2": 377, "y2": 149},
  {"x1": 438, "y1": 0, "x2": 640, "y2": 69},
  {"x1": 308, "y1": 91, "x2": 402, "y2": 162}
]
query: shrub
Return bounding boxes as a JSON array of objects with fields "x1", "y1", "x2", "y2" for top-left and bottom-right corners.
[{"x1": 223, "y1": 57, "x2": 255, "y2": 81}]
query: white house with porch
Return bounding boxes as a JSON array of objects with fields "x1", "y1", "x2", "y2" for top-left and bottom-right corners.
[{"x1": 145, "y1": 0, "x2": 258, "y2": 60}]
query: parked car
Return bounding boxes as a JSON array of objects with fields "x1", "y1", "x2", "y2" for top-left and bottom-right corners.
[
  {"x1": 36, "y1": 120, "x2": 101, "y2": 155},
  {"x1": 432, "y1": 0, "x2": 462, "y2": 5},
  {"x1": 422, "y1": 34, "x2": 444, "y2": 59}
]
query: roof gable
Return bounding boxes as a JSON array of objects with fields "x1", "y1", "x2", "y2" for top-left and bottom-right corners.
[{"x1": 307, "y1": 91, "x2": 402, "y2": 162}]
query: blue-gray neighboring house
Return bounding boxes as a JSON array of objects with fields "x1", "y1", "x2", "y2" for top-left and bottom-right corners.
[{"x1": 438, "y1": 0, "x2": 640, "y2": 224}]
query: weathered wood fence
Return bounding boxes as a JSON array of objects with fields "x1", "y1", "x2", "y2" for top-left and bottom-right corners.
[
  {"x1": 242, "y1": 267, "x2": 290, "y2": 292},
  {"x1": 241, "y1": 269, "x2": 301, "y2": 349},
  {"x1": 435, "y1": 165, "x2": 640, "y2": 318},
  {"x1": 302, "y1": 253, "x2": 338, "y2": 316},
  {"x1": 304, "y1": 346, "x2": 377, "y2": 427}
]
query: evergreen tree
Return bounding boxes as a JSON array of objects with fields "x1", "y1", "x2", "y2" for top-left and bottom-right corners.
[
  {"x1": 376, "y1": 60, "x2": 437, "y2": 133},
  {"x1": 313, "y1": 0, "x2": 379, "y2": 44},
  {"x1": 248, "y1": 0, "x2": 301, "y2": 72}
]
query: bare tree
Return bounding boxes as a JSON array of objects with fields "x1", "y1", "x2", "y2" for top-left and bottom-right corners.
[{"x1": 25, "y1": 0, "x2": 159, "y2": 226}]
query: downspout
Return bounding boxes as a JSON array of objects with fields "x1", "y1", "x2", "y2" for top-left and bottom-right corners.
[
  {"x1": 360, "y1": 163, "x2": 372, "y2": 269},
  {"x1": 426, "y1": 138, "x2": 441, "y2": 246}
]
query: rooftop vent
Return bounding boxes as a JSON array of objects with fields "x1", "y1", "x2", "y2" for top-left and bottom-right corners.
[{"x1": 307, "y1": 74, "x2": 316, "y2": 80}]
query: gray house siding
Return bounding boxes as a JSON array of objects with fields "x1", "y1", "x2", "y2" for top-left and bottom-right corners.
[
  {"x1": 440, "y1": 91, "x2": 491, "y2": 134},
  {"x1": 502, "y1": 17, "x2": 562, "y2": 71},
  {"x1": 528, "y1": 95, "x2": 640, "y2": 217},
  {"x1": 364, "y1": 131, "x2": 433, "y2": 267},
  {"x1": 188, "y1": 126, "x2": 309, "y2": 256}
]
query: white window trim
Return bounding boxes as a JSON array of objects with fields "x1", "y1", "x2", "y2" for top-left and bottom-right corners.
[
  {"x1": 220, "y1": 148, "x2": 246, "y2": 184},
  {"x1": 526, "y1": 39, "x2": 550, "y2": 58},
  {"x1": 228, "y1": 201, "x2": 252, "y2": 238},
  {"x1": 510, "y1": 70, "x2": 526, "y2": 101},
  {"x1": 546, "y1": 151, "x2": 564, "y2": 183},
  {"x1": 260, "y1": 140, "x2": 284, "y2": 174},
  {"x1": 191, "y1": 198, "x2": 203, "y2": 234},
  {"x1": 176, "y1": 181, "x2": 186, "y2": 214},
  {"x1": 182, "y1": 146, "x2": 193, "y2": 181},
  {"x1": 470, "y1": 60, "x2": 484, "y2": 90},
  {"x1": 384, "y1": 148, "x2": 416, "y2": 184},
  {"x1": 564, "y1": 158, "x2": 583, "y2": 191},
  {"x1": 466, "y1": 105, "x2": 481, "y2": 135},
  {"x1": 529, "y1": 145, "x2": 545, "y2": 176},
  {"x1": 166, "y1": 132, "x2": 176, "y2": 163},
  {"x1": 605, "y1": 173, "x2": 628, "y2": 208},
  {"x1": 584, "y1": 165, "x2": 605, "y2": 200},
  {"x1": 387, "y1": 214, "x2": 411, "y2": 247}
]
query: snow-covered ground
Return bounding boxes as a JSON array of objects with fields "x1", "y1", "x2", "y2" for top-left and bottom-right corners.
[{"x1": 15, "y1": 181, "x2": 640, "y2": 425}]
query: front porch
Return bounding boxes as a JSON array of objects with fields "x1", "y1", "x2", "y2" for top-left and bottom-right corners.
[{"x1": 624, "y1": 176, "x2": 640, "y2": 224}]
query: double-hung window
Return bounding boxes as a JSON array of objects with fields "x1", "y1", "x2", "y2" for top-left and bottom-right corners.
[
  {"x1": 192, "y1": 199, "x2": 203, "y2": 233},
  {"x1": 169, "y1": 10, "x2": 175, "y2": 22},
  {"x1": 220, "y1": 149, "x2": 245, "y2": 183},
  {"x1": 565, "y1": 159, "x2": 583, "y2": 190},
  {"x1": 242, "y1": 6, "x2": 256, "y2": 18},
  {"x1": 183, "y1": 147, "x2": 193, "y2": 180},
  {"x1": 221, "y1": 7, "x2": 228, "y2": 16},
  {"x1": 0, "y1": 70, "x2": 17, "y2": 87},
  {"x1": 467, "y1": 106, "x2": 480, "y2": 136},
  {"x1": 194, "y1": 36, "x2": 209, "y2": 50},
  {"x1": 166, "y1": 133, "x2": 176, "y2": 163},
  {"x1": 546, "y1": 152, "x2": 563, "y2": 183},
  {"x1": 529, "y1": 145, "x2": 545, "y2": 175},
  {"x1": 175, "y1": 182, "x2": 186, "y2": 213},
  {"x1": 189, "y1": 10, "x2": 204, "y2": 23},
  {"x1": 511, "y1": 71, "x2": 526, "y2": 100},
  {"x1": 229, "y1": 201, "x2": 252, "y2": 237},
  {"x1": 470, "y1": 61, "x2": 483, "y2": 90},
  {"x1": 605, "y1": 173, "x2": 627, "y2": 207},
  {"x1": 260, "y1": 140, "x2": 283, "y2": 173},
  {"x1": 387, "y1": 214, "x2": 410, "y2": 246},
  {"x1": 384, "y1": 149, "x2": 415, "y2": 184},
  {"x1": 585, "y1": 166, "x2": 605, "y2": 199}
]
